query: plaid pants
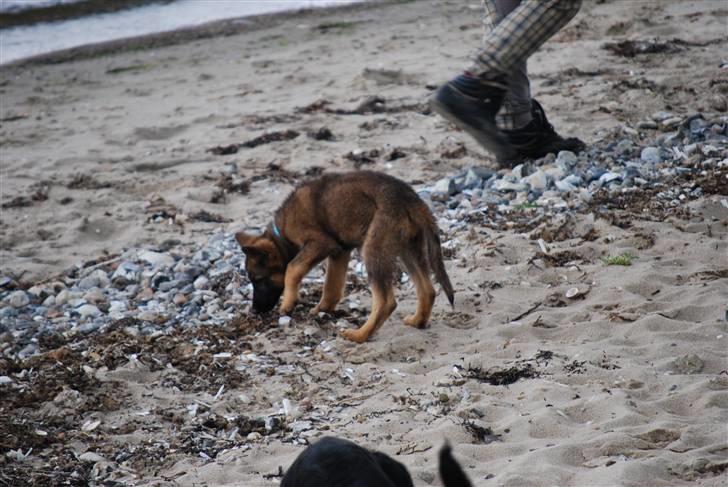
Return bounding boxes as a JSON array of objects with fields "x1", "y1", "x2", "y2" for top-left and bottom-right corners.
[{"x1": 471, "y1": 0, "x2": 582, "y2": 129}]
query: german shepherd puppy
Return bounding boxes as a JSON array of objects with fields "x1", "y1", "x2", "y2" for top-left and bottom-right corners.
[
  {"x1": 280, "y1": 437, "x2": 473, "y2": 487},
  {"x1": 235, "y1": 171, "x2": 454, "y2": 343}
]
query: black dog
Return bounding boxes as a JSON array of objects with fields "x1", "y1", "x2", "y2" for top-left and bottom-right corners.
[{"x1": 280, "y1": 437, "x2": 472, "y2": 487}]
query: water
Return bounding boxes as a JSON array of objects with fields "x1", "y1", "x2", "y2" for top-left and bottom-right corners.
[{"x1": 0, "y1": 0, "x2": 362, "y2": 64}]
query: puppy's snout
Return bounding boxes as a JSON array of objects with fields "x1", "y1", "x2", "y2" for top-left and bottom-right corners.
[{"x1": 251, "y1": 280, "x2": 283, "y2": 313}]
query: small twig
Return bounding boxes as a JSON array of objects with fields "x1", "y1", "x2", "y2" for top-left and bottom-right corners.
[{"x1": 511, "y1": 301, "x2": 542, "y2": 322}]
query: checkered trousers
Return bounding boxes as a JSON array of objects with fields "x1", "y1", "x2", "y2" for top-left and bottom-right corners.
[{"x1": 472, "y1": 0, "x2": 582, "y2": 129}]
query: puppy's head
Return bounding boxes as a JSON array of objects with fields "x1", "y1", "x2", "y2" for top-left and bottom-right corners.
[{"x1": 235, "y1": 231, "x2": 286, "y2": 313}]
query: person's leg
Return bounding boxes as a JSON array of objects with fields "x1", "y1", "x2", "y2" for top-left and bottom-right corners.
[
  {"x1": 432, "y1": 0, "x2": 583, "y2": 164},
  {"x1": 486, "y1": 0, "x2": 533, "y2": 130}
]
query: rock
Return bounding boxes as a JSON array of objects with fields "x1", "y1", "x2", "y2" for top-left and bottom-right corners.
[
  {"x1": 108, "y1": 300, "x2": 127, "y2": 314},
  {"x1": 494, "y1": 180, "x2": 527, "y2": 192},
  {"x1": 637, "y1": 120, "x2": 658, "y2": 130},
  {"x1": 278, "y1": 316, "x2": 292, "y2": 326},
  {"x1": 524, "y1": 169, "x2": 548, "y2": 191},
  {"x1": 193, "y1": 276, "x2": 209, "y2": 290},
  {"x1": 554, "y1": 180, "x2": 575, "y2": 192},
  {"x1": 562, "y1": 174, "x2": 583, "y2": 187},
  {"x1": 112, "y1": 262, "x2": 141, "y2": 286},
  {"x1": 138, "y1": 250, "x2": 175, "y2": 269},
  {"x1": 135, "y1": 287, "x2": 155, "y2": 302},
  {"x1": 651, "y1": 111, "x2": 673, "y2": 122},
  {"x1": 290, "y1": 420, "x2": 313, "y2": 434},
  {"x1": 641, "y1": 146, "x2": 662, "y2": 164},
  {"x1": 77, "y1": 304, "x2": 101, "y2": 320},
  {"x1": 78, "y1": 269, "x2": 111, "y2": 290},
  {"x1": 670, "y1": 354, "x2": 704, "y2": 374},
  {"x1": 6, "y1": 291, "x2": 29, "y2": 308},
  {"x1": 138, "y1": 311, "x2": 160, "y2": 322},
  {"x1": 709, "y1": 94, "x2": 727, "y2": 112},
  {"x1": 173, "y1": 293, "x2": 188, "y2": 306},
  {"x1": 432, "y1": 177, "x2": 457, "y2": 198},
  {"x1": 544, "y1": 165, "x2": 566, "y2": 180},
  {"x1": 83, "y1": 288, "x2": 107, "y2": 305},
  {"x1": 79, "y1": 452, "x2": 106, "y2": 463},
  {"x1": 616, "y1": 139, "x2": 635, "y2": 155},
  {"x1": 556, "y1": 150, "x2": 577, "y2": 165},
  {"x1": 660, "y1": 117, "x2": 682, "y2": 130},
  {"x1": 27, "y1": 284, "x2": 51, "y2": 301},
  {"x1": 599, "y1": 172, "x2": 622, "y2": 186}
]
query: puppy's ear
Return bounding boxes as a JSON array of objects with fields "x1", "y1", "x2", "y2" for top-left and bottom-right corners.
[
  {"x1": 235, "y1": 231, "x2": 258, "y2": 251},
  {"x1": 235, "y1": 232, "x2": 276, "y2": 259}
]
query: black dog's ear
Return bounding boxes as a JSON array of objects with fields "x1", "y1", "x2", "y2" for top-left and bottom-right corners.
[{"x1": 439, "y1": 442, "x2": 473, "y2": 487}]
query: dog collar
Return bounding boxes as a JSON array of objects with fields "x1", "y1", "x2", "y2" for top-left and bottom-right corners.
[{"x1": 268, "y1": 221, "x2": 297, "y2": 263}]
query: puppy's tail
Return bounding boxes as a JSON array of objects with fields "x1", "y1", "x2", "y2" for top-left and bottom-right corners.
[
  {"x1": 439, "y1": 442, "x2": 473, "y2": 487},
  {"x1": 425, "y1": 220, "x2": 454, "y2": 307}
]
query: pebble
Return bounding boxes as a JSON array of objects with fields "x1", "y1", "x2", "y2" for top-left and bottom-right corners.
[
  {"x1": 524, "y1": 169, "x2": 548, "y2": 191},
  {"x1": 556, "y1": 150, "x2": 577, "y2": 165},
  {"x1": 78, "y1": 304, "x2": 102, "y2": 320},
  {"x1": 79, "y1": 452, "x2": 106, "y2": 463},
  {"x1": 278, "y1": 316, "x2": 292, "y2": 326},
  {"x1": 112, "y1": 262, "x2": 141, "y2": 286},
  {"x1": 194, "y1": 276, "x2": 210, "y2": 290},
  {"x1": 640, "y1": 146, "x2": 662, "y2": 164},
  {"x1": 138, "y1": 250, "x2": 175, "y2": 268},
  {"x1": 173, "y1": 293, "x2": 188, "y2": 306},
  {"x1": 83, "y1": 288, "x2": 107, "y2": 305},
  {"x1": 6, "y1": 290, "x2": 29, "y2": 308}
]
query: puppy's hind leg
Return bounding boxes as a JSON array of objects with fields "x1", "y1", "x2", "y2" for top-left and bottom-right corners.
[
  {"x1": 401, "y1": 251, "x2": 435, "y2": 329},
  {"x1": 312, "y1": 250, "x2": 351, "y2": 315},
  {"x1": 340, "y1": 233, "x2": 397, "y2": 343}
]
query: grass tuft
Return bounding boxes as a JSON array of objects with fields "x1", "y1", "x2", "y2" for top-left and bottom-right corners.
[{"x1": 601, "y1": 253, "x2": 635, "y2": 266}]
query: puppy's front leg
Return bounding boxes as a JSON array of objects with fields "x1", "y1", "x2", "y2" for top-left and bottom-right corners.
[{"x1": 279, "y1": 243, "x2": 332, "y2": 315}]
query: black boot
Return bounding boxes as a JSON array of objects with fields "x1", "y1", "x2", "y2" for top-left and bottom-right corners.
[
  {"x1": 430, "y1": 74, "x2": 517, "y2": 162},
  {"x1": 503, "y1": 99, "x2": 586, "y2": 161}
]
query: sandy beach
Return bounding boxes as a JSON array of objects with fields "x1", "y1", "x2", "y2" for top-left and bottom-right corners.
[{"x1": 1, "y1": 0, "x2": 727, "y2": 485}]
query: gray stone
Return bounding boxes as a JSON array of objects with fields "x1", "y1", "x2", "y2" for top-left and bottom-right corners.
[
  {"x1": 78, "y1": 304, "x2": 101, "y2": 319},
  {"x1": 138, "y1": 250, "x2": 175, "y2": 269},
  {"x1": 544, "y1": 166, "x2": 566, "y2": 181},
  {"x1": 432, "y1": 177, "x2": 457, "y2": 197},
  {"x1": 78, "y1": 269, "x2": 111, "y2": 290},
  {"x1": 556, "y1": 150, "x2": 577, "y2": 165},
  {"x1": 78, "y1": 321, "x2": 101, "y2": 334},
  {"x1": 79, "y1": 452, "x2": 106, "y2": 463},
  {"x1": 494, "y1": 180, "x2": 527, "y2": 192},
  {"x1": 637, "y1": 120, "x2": 658, "y2": 130},
  {"x1": 193, "y1": 276, "x2": 209, "y2": 290},
  {"x1": 599, "y1": 172, "x2": 622, "y2": 185},
  {"x1": 6, "y1": 291, "x2": 29, "y2": 308},
  {"x1": 641, "y1": 146, "x2": 662, "y2": 164},
  {"x1": 112, "y1": 262, "x2": 141, "y2": 286},
  {"x1": 83, "y1": 288, "x2": 107, "y2": 305},
  {"x1": 562, "y1": 175, "x2": 583, "y2": 186},
  {"x1": 524, "y1": 170, "x2": 548, "y2": 191},
  {"x1": 554, "y1": 180, "x2": 576, "y2": 192}
]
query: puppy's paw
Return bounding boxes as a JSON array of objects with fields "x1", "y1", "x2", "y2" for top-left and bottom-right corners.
[
  {"x1": 310, "y1": 303, "x2": 334, "y2": 316},
  {"x1": 279, "y1": 303, "x2": 294, "y2": 315},
  {"x1": 404, "y1": 314, "x2": 427, "y2": 329},
  {"x1": 340, "y1": 328, "x2": 367, "y2": 343}
]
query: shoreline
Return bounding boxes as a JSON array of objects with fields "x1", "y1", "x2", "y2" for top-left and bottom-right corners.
[{"x1": 0, "y1": 0, "x2": 378, "y2": 68}]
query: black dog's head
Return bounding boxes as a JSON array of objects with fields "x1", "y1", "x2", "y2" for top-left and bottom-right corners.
[{"x1": 235, "y1": 231, "x2": 286, "y2": 313}]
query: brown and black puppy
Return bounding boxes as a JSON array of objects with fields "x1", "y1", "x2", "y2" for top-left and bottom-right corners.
[{"x1": 235, "y1": 171, "x2": 454, "y2": 343}]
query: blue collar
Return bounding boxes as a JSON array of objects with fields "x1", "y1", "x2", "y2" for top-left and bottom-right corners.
[{"x1": 271, "y1": 222, "x2": 283, "y2": 239}]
